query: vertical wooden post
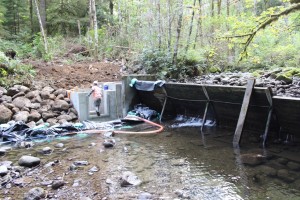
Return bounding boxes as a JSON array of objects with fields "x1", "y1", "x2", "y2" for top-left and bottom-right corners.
[
  {"x1": 262, "y1": 88, "x2": 273, "y2": 147},
  {"x1": 159, "y1": 87, "x2": 168, "y2": 123},
  {"x1": 233, "y1": 79, "x2": 255, "y2": 147}
]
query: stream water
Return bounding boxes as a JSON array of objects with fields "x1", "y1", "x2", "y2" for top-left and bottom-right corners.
[{"x1": 1, "y1": 116, "x2": 300, "y2": 200}]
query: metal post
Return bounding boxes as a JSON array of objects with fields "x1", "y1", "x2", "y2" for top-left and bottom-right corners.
[
  {"x1": 159, "y1": 87, "x2": 168, "y2": 123},
  {"x1": 262, "y1": 88, "x2": 273, "y2": 147}
]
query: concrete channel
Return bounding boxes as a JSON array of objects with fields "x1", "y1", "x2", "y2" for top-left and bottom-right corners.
[{"x1": 70, "y1": 75, "x2": 300, "y2": 147}]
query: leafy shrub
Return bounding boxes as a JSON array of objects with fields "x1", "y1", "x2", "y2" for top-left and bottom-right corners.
[{"x1": 0, "y1": 51, "x2": 35, "y2": 88}]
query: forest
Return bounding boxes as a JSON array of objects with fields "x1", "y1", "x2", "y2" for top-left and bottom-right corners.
[{"x1": 0, "y1": 0, "x2": 300, "y2": 86}]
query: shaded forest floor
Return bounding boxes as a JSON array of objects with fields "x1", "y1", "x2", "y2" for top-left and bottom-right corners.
[{"x1": 24, "y1": 59, "x2": 124, "y2": 90}]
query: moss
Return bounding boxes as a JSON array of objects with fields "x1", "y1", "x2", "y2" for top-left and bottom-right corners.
[
  {"x1": 209, "y1": 66, "x2": 221, "y2": 73},
  {"x1": 276, "y1": 74, "x2": 293, "y2": 84}
]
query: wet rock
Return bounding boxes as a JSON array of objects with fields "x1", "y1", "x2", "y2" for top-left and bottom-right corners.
[
  {"x1": 0, "y1": 161, "x2": 12, "y2": 169},
  {"x1": 18, "y1": 141, "x2": 34, "y2": 148},
  {"x1": 89, "y1": 142, "x2": 96, "y2": 147},
  {"x1": 103, "y1": 131, "x2": 115, "y2": 138},
  {"x1": 171, "y1": 159, "x2": 186, "y2": 166},
  {"x1": 277, "y1": 169, "x2": 295, "y2": 183},
  {"x1": 174, "y1": 189, "x2": 184, "y2": 198},
  {"x1": 55, "y1": 143, "x2": 64, "y2": 148},
  {"x1": 42, "y1": 147, "x2": 52, "y2": 154},
  {"x1": 0, "y1": 166, "x2": 8, "y2": 176},
  {"x1": 120, "y1": 171, "x2": 142, "y2": 187},
  {"x1": 0, "y1": 149, "x2": 6, "y2": 156},
  {"x1": 26, "y1": 121, "x2": 36, "y2": 128},
  {"x1": 0, "y1": 105, "x2": 13, "y2": 123},
  {"x1": 72, "y1": 179, "x2": 82, "y2": 187},
  {"x1": 35, "y1": 119, "x2": 44, "y2": 125},
  {"x1": 276, "y1": 75, "x2": 292, "y2": 84},
  {"x1": 103, "y1": 139, "x2": 115, "y2": 148},
  {"x1": 52, "y1": 180, "x2": 65, "y2": 190},
  {"x1": 287, "y1": 161, "x2": 300, "y2": 171},
  {"x1": 13, "y1": 111, "x2": 29, "y2": 122},
  {"x1": 89, "y1": 166, "x2": 99, "y2": 172},
  {"x1": 240, "y1": 153, "x2": 265, "y2": 166},
  {"x1": 52, "y1": 100, "x2": 69, "y2": 111},
  {"x1": 74, "y1": 161, "x2": 89, "y2": 166},
  {"x1": 276, "y1": 158, "x2": 288, "y2": 166},
  {"x1": 40, "y1": 180, "x2": 53, "y2": 186},
  {"x1": 18, "y1": 156, "x2": 40, "y2": 168},
  {"x1": 24, "y1": 187, "x2": 46, "y2": 200},
  {"x1": 12, "y1": 97, "x2": 31, "y2": 109},
  {"x1": 257, "y1": 165, "x2": 277, "y2": 177},
  {"x1": 138, "y1": 192, "x2": 152, "y2": 200}
]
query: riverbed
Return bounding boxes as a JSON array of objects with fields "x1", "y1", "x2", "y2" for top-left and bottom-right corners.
[{"x1": 1, "y1": 118, "x2": 300, "y2": 200}]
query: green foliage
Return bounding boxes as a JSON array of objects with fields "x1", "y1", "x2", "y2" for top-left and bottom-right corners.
[{"x1": 0, "y1": 51, "x2": 35, "y2": 87}]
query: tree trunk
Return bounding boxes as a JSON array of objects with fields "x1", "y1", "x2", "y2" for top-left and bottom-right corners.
[
  {"x1": 173, "y1": 0, "x2": 184, "y2": 65},
  {"x1": 29, "y1": 0, "x2": 34, "y2": 33},
  {"x1": 185, "y1": 0, "x2": 197, "y2": 54},
  {"x1": 109, "y1": 0, "x2": 113, "y2": 15},
  {"x1": 167, "y1": 0, "x2": 172, "y2": 53},
  {"x1": 39, "y1": 0, "x2": 47, "y2": 31},
  {"x1": 157, "y1": 0, "x2": 161, "y2": 49},
  {"x1": 34, "y1": 0, "x2": 48, "y2": 54},
  {"x1": 90, "y1": 0, "x2": 98, "y2": 58},
  {"x1": 217, "y1": 0, "x2": 222, "y2": 15},
  {"x1": 193, "y1": 0, "x2": 203, "y2": 49},
  {"x1": 77, "y1": 20, "x2": 81, "y2": 40}
]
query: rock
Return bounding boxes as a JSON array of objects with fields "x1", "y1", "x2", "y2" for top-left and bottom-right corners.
[
  {"x1": 1, "y1": 95, "x2": 12, "y2": 103},
  {"x1": 26, "y1": 121, "x2": 36, "y2": 128},
  {"x1": 42, "y1": 147, "x2": 52, "y2": 154},
  {"x1": 31, "y1": 95, "x2": 42, "y2": 103},
  {"x1": 287, "y1": 161, "x2": 300, "y2": 171},
  {"x1": 55, "y1": 143, "x2": 64, "y2": 148},
  {"x1": 54, "y1": 89, "x2": 67, "y2": 97},
  {"x1": 13, "y1": 111, "x2": 29, "y2": 122},
  {"x1": 277, "y1": 169, "x2": 295, "y2": 183},
  {"x1": 103, "y1": 139, "x2": 115, "y2": 148},
  {"x1": 69, "y1": 112, "x2": 78, "y2": 120},
  {"x1": 12, "y1": 92, "x2": 25, "y2": 99},
  {"x1": 57, "y1": 114, "x2": 72, "y2": 121},
  {"x1": 28, "y1": 111, "x2": 41, "y2": 122},
  {"x1": 42, "y1": 86, "x2": 55, "y2": 94},
  {"x1": 7, "y1": 87, "x2": 20, "y2": 96},
  {"x1": 29, "y1": 103, "x2": 41, "y2": 110},
  {"x1": 42, "y1": 111, "x2": 58, "y2": 120},
  {"x1": 120, "y1": 171, "x2": 142, "y2": 187},
  {"x1": 36, "y1": 119, "x2": 44, "y2": 125},
  {"x1": 12, "y1": 107, "x2": 20, "y2": 114},
  {"x1": 40, "y1": 91, "x2": 50, "y2": 100},
  {"x1": 25, "y1": 90, "x2": 40, "y2": 99},
  {"x1": 89, "y1": 166, "x2": 99, "y2": 172},
  {"x1": 69, "y1": 107, "x2": 78, "y2": 115},
  {"x1": 40, "y1": 180, "x2": 53, "y2": 186},
  {"x1": 138, "y1": 192, "x2": 152, "y2": 200},
  {"x1": 73, "y1": 161, "x2": 89, "y2": 166},
  {"x1": 0, "y1": 165, "x2": 8, "y2": 176},
  {"x1": 18, "y1": 141, "x2": 34, "y2": 148},
  {"x1": 12, "y1": 97, "x2": 31, "y2": 109},
  {"x1": 46, "y1": 118, "x2": 58, "y2": 126},
  {"x1": 0, "y1": 105, "x2": 13, "y2": 123},
  {"x1": 0, "y1": 161, "x2": 13, "y2": 168},
  {"x1": 48, "y1": 93, "x2": 55, "y2": 100},
  {"x1": 257, "y1": 165, "x2": 277, "y2": 177},
  {"x1": 52, "y1": 180, "x2": 65, "y2": 190},
  {"x1": 276, "y1": 75, "x2": 293, "y2": 84},
  {"x1": 52, "y1": 100, "x2": 69, "y2": 111},
  {"x1": 56, "y1": 94, "x2": 65, "y2": 100},
  {"x1": 240, "y1": 153, "x2": 266, "y2": 166},
  {"x1": 0, "y1": 86, "x2": 7, "y2": 95},
  {"x1": 17, "y1": 85, "x2": 30, "y2": 93},
  {"x1": 0, "y1": 149, "x2": 6, "y2": 156},
  {"x1": 18, "y1": 156, "x2": 40, "y2": 168},
  {"x1": 24, "y1": 187, "x2": 46, "y2": 200}
]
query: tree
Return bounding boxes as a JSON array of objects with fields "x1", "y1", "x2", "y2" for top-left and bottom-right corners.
[{"x1": 34, "y1": 0, "x2": 48, "y2": 54}]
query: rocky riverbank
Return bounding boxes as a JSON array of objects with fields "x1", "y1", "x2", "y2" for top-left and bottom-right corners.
[{"x1": 0, "y1": 85, "x2": 78, "y2": 127}]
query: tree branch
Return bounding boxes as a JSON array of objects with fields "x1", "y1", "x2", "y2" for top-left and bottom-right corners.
[{"x1": 239, "y1": 3, "x2": 300, "y2": 61}]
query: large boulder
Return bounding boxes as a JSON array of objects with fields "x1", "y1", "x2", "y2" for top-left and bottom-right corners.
[
  {"x1": 13, "y1": 111, "x2": 30, "y2": 122},
  {"x1": 18, "y1": 156, "x2": 40, "y2": 167},
  {"x1": 0, "y1": 105, "x2": 13, "y2": 123},
  {"x1": 52, "y1": 100, "x2": 69, "y2": 111},
  {"x1": 12, "y1": 97, "x2": 31, "y2": 109}
]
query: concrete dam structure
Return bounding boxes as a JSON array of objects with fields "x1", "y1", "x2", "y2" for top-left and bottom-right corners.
[{"x1": 122, "y1": 75, "x2": 300, "y2": 147}]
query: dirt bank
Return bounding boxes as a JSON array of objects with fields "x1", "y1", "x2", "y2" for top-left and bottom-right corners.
[{"x1": 25, "y1": 59, "x2": 125, "y2": 90}]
